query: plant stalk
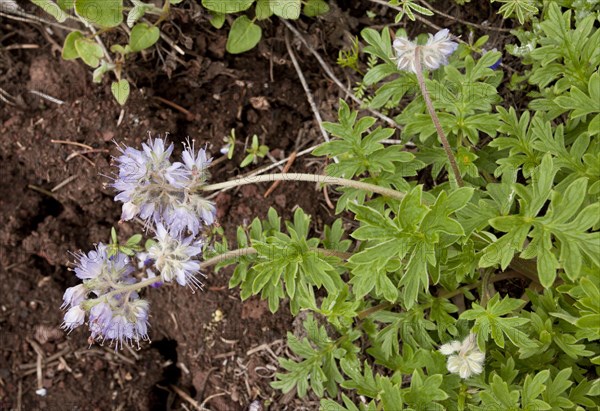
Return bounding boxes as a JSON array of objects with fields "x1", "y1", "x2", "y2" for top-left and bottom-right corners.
[
  {"x1": 414, "y1": 47, "x2": 464, "y2": 187},
  {"x1": 93, "y1": 247, "x2": 352, "y2": 303},
  {"x1": 201, "y1": 173, "x2": 406, "y2": 201}
]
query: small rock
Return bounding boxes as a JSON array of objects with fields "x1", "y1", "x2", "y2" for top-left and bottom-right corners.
[
  {"x1": 102, "y1": 130, "x2": 115, "y2": 142},
  {"x1": 93, "y1": 359, "x2": 104, "y2": 372},
  {"x1": 275, "y1": 194, "x2": 286, "y2": 208}
]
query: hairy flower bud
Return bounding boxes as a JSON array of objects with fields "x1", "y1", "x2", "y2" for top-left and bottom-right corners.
[
  {"x1": 62, "y1": 306, "x2": 85, "y2": 332},
  {"x1": 393, "y1": 29, "x2": 458, "y2": 73},
  {"x1": 62, "y1": 284, "x2": 87, "y2": 309}
]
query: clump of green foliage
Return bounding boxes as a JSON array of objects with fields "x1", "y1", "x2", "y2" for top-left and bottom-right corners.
[
  {"x1": 207, "y1": 1, "x2": 600, "y2": 409},
  {"x1": 30, "y1": 0, "x2": 330, "y2": 105},
  {"x1": 36, "y1": 0, "x2": 599, "y2": 408}
]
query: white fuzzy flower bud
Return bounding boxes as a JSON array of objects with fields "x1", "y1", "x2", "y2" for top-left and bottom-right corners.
[
  {"x1": 62, "y1": 305, "x2": 86, "y2": 332},
  {"x1": 393, "y1": 29, "x2": 458, "y2": 74},
  {"x1": 121, "y1": 201, "x2": 139, "y2": 221},
  {"x1": 440, "y1": 333, "x2": 485, "y2": 379}
]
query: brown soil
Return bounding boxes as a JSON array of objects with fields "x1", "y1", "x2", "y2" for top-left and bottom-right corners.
[{"x1": 0, "y1": 1, "x2": 510, "y2": 410}]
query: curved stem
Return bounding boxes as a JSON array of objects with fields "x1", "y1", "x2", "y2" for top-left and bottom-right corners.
[
  {"x1": 93, "y1": 246, "x2": 352, "y2": 303},
  {"x1": 201, "y1": 173, "x2": 406, "y2": 201},
  {"x1": 414, "y1": 47, "x2": 464, "y2": 187},
  {"x1": 96, "y1": 247, "x2": 259, "y2": 301}
]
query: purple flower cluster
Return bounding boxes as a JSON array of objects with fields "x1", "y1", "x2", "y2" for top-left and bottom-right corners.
[
  {"x1": 61, "y1": 244, "x2": 149, "y2": 348},
  {"x1": 146, "y1": 224, "x2": 204, "y2": 288},
  {"x1": 62, "y1": 137, "x2": 214, "y2": 349},
  {"x1": 113, "y1": 138, "x2": 216, "y2": 236}
]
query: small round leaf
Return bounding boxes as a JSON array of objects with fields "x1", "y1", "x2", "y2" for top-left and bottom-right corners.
[
  {"x1": 111, "y1": 79, "x2": 130, "y2": 106},
  {"x1": 304, "y1": 0, "x2": 330, "y2": 17},
  {"x1": 75, "y1": 0, "x2": 123, "y2": 28},
  {"x1": 62, "y1": 31, "x2": 84, "y2": 60},
  {"x1": 269, "y1": 0, "x2": 301, "y2": 19},
  {"x1": 201, "y1": 0, "x2": 254, "y2": 13},
  {"x1": 226, "y1": 16, "x2": 262, "y2": 54},
  {"x1": 74, "y1": 37, "x2": 103, "y2": 67},
  {"x1": 129, "y1": 23, "x2": 160, "y2": 52}
]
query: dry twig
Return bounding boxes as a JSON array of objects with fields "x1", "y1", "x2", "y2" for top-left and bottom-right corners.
[{"x1": 280, "y1": 19, "x2": 400, "y2": 130}]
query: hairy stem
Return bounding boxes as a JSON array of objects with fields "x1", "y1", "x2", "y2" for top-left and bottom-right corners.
[
  {"x1": 94, "y1": 247, "x2": 352, "y2": 303},
  {"x1": 414, "y1": 47, "x2": 464, "y2": 187},
  {"x1": 201, "y1": 173, "x2": 406, "y2": 201}
]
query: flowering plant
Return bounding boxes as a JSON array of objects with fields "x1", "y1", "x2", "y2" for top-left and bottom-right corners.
[{"x1": 60, "y1": 1, "x2": 600, "y2": 409}]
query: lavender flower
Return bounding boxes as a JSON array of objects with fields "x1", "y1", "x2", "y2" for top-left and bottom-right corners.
[
  {"x1": 63, "y1": 243, "x2": 151, "y2": 349},
  {"x1": 393, "y1": 29, "x2": 458, "y2": 73},
  {"x1": 72, "y1": 243, "x2": 134, "y2": 297},
  {"x1": 112, "y1": 137, "x2": 216, "y2": 236},
  {"x1": 146, "y1": 223, "x2": 203, "y2": 288}
]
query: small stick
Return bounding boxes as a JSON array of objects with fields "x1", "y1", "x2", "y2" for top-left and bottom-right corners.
[
  {"x1": 264, "y1": 151, "x2": 297, "y2": 198},
  {"x1": 0, "y1": 10, "x2": 75, "y2": 32},
  {"x1": 284, "y1": 31, "x2": 331, "y2": 145},
  {"x1": 29, "y1": 90, "x2": 65, "y2": 105},
  {"x1": 65, "y1": 148, "x2": 110, "y2": 162},
  {"x1": 213, "y1": 351, "x2": 236, "y2": 359},
  {"x1": 51, "y1": 175, "x2": 78, "y2": 192},
  {"x1": 17, "y1": 380, "x2": 22, "y2": 411},
  {"x1": 26, "y1": 338, "x2": 46, "y2": 393},
  {"x1": 199, "y1": 392, "x2": 227, "y2": 410},
  {"x1": 281, "y1": 19, "x2": 400, "y2": 130},
  {"x1": 4, "y1": 44, "x2": 39, "y2": 50},
  {"x1": 205, "y1": 144, "x2": 321, "y2": 199},
  {"x1": 246, "y1": 339, "x2": 284, "y2": 357},
  {"x1": 117, "y1": 108, "x2": 125, "y2": 127},
  {"x1": 51, "y1": 140, "x2": 94, "y2": 150},
  {"x1": 27, "y1": 185, "x2": 56, "y2": 198},
  {"x1": 154, "y1": 96, "x2": 197, "y2": 121},
  {"x1": 322, "y1": 185, "x2": 335, "y2": 209},
  {"x1": 19, "y1": 347, "x2": 72, "y2": 370},
  {"x1": 418, "y1": 0, "x2": 512, "y2": 33},
  {"x1": 169, "y1": 385, "x2": 206, "y2": 411},
  {"x1": 66, "y1": 152, "x2": 96, "y2": 166},
  {"x1": 103, "y1": 346, "x2": 136, "y2": 365}
]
